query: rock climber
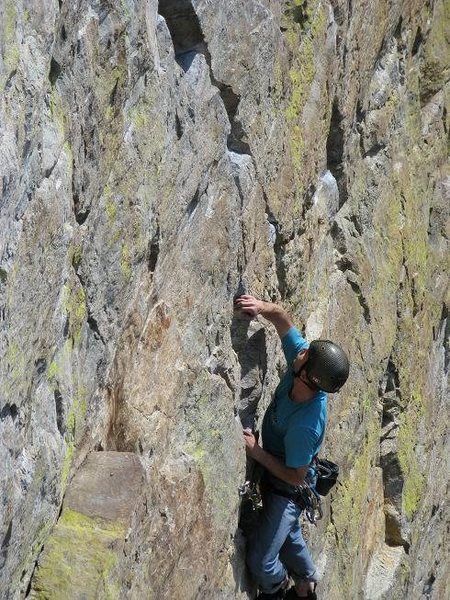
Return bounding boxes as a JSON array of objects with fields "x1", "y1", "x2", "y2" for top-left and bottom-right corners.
[{"x1": 234, "y1": 294, "x2": 350, "y2": 600}]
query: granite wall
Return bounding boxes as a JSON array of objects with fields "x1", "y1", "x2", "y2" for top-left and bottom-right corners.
[{"x1": 0, "y1": 0, "x2": 448, "y2": 598}]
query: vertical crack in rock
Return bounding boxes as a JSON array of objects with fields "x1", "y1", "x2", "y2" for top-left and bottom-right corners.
[
  {"x1": 72, "y1": 260, "x2": 105, "y2": 346},
  {"x1": 186, "y1": 184, "x2": 201, "y2": 217},
  {"x1": 379, "y1": 356, "x2": 409, "y2": 549},
  {"x1": 147, "y1": 225, "x2": 160, "y2": 274},
  {"x1": 262, "y1": 190, "x2": 289, "y2": 298},
  {"x1": 54, "y1": 389, "x2": 65, "y2": 436},
  {"x1": 1, "y1": 522, "x2": 13, "y2": 570},
  {"x1": 326, "y1": 97, "x2": 347, "y2": 207},
  {"x1": 346, "y1": 277, "x2": 371, "y2": 324},
  {"x1": 48, "y1": 57, "x2": 62, "y2": 87},
  {"x1": 158, "y1": 0, "x2": 250, "y2": 154},
  {"x1": 230, "y1": 317, "x2": 268, "y2": 431},
  {"x1": 331, "y1": 228, "x2": 371, "y2": 325},
  {"x1": 440, "y1": 304, "x2": 449, "y2": 374}
]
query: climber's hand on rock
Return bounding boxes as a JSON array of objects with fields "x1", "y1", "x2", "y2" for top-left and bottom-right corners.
[
  {"x1": 243, "y1": 428, "x2": 260, "y2": 458},
  {"x1": 234, "y1": 294, "x2": 262, "y2": 318}
]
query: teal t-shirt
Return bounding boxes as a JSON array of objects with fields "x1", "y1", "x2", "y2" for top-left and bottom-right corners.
[{"x1": 262, "y1": 327, "x2": 327, "y2": 469}]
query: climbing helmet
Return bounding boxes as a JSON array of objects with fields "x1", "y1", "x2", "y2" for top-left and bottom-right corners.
[{"x1": 305, "y1": 340, "x2": 349, "y2": 393}]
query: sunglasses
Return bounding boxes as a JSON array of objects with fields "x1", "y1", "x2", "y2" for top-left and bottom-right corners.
[{"x1": 292, "y1": 368, "x2": 320, "y2": 392}]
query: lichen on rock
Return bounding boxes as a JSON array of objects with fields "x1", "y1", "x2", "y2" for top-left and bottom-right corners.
[{"x1": 0, "y1": 0, "x2": 448, "y2": 599}]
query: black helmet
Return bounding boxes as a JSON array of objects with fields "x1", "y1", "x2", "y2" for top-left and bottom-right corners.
[{"x1": 305, "y1": 340, "x2": 349, "y2": 393}]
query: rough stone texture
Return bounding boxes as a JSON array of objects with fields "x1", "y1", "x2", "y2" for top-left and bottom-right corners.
[
  {"x1": 0, "y1": 0, "x2": 448, "y2": 599},
  {"x1": 29, "y1": 451, "x2": 145, "y2": 599}
]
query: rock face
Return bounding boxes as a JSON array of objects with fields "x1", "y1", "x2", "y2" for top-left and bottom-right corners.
[
  {"x1": 30, "y1": 452, "x2": 145, "y2": 598},
  {"x1": 0, "y1": 1, "x2": 448, "y2": 599}
]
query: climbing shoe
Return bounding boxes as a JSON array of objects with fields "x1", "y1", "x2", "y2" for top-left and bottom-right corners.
[
  {"x1": 256, "y1": 589, "x2": 286, "y2": 599},
  {"x1": 256, "y1": 574, "x2": 289, "y2": 599},
  {"x1": 284, "y1": 585, "x2": 317, "y2": 599}
]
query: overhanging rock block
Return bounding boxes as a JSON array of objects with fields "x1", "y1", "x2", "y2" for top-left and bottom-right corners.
[{"x1": 30, "y1": 452, "x2": 144, "y2": 599}]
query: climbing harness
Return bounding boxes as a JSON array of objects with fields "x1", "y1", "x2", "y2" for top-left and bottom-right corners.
[{"x1": 268, "y1": 483, "x2": 323, "y2": 524}]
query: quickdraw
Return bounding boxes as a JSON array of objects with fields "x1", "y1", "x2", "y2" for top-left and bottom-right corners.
[{"x1": 239, "y1": 480, "x2": 263, "y2": 511}]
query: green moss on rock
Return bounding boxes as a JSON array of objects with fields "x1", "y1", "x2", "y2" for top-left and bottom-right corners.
[
  {"x1": 330, "y1": 421, "x2": 379, "y2": 596},
  {"x1": 63, "y1": 281, "x2": 87, "y2": 344},
  {"x1": 282, "y1": 0, "x2": 326, "y2": 188},
  {"x1": 397, "y1": 389, "x2": 426, "y2": 518},
  {"x1": 31, "y1": 509, "x2": 125, "y2": 599}
]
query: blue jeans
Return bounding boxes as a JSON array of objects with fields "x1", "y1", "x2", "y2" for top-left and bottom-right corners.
[{"x1": 246, "y1": 491, "x2": 318, "y2": 594}]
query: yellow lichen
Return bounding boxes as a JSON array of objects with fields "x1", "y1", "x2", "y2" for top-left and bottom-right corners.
[
  {"x1": 31, "y1": 509, "x2": 125, "y2": 598},
  {"x1": 329, "y1": 420, "x2": 379, "y2": 597},
  {"x1": 63, "y1": 282, "x2": 86, "y2": 344},
  {"x1": 397, "y1": 388, "x2": 426, "y2": 518}
]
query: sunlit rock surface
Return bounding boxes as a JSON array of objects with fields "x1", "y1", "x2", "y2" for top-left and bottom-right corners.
[{"x1": 0, "y1": 0, "x2": 448, "y2": 598}]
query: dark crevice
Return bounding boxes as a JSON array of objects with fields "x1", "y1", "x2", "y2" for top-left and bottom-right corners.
[
  {"x1": 73, "y1": 192, "x2": 90, "y2": 225},
  {"x1": 1, "y1": 521, "x2": 12, "y2": 569},
  {"x1": 412, "y1": 27, "x2": 423, "y2": 56},
  {"x1": 35, "y1": 358, "x2": 47, "y2": 375},
  {"x1": 350, "y1": 214, "x2": 363, "y2": 236},
  {"x1": 347, "y1": 278, "x2": 371, "y2": 323},
  {"x1": 378, "y1": 353, "x2": 409, "y2": 549},
  {"x1": 109, "y1": 78, "x2": 119, "y2": 106},
  {"x1": 63, "y1": 316, "x2": 70, "y2": 338},
  {"x1": 285, "y1": 2, "x2": 309, "y2": 27},
  {"x1": 147, "y1": 226, "x2": 160, "y2": 273},
  {"x1": 49, "y1": 57, "x2": 62, "y2": 86},
  {"x1": 219, "y1": 85, "x2": 250, "y2": 153},
  {"x1": 441, "y1": 304, "x2": 449, "y2": 374},
  {"x1": 54, "y1": 389, "x2": 65, "y2": 435},
  {"x1": 175, "y1": 112, "x2": 183, "y2": 139},
  {"x1": 326, "y1": 98, "x2": 347, "y2": 207},
  {"x1": 335, "y1": 255, "x2": 354, "y2": 273},
  {"x1": 74, "y1": 209, "x2": 90, "y2": 225},
  {"x1": 187, "y1": 186, "x2": 201, "y2": 216},
  {"x1": 330, "y1": 220, "x2": 348, "y2": 254},
  {"x1": 158, "y1": 0, "x2": 205, "y2": 59},
  {"x1": 423, "y1": 573, "x2": 435, "y2": 597},
  {"x1": 331, "y1": 4, "x2": 346, "y2": 27},
  {"x1": 4, "y1": 69, "x2": 18, "y2": 91},
  {"x1": 393, "y1": 16, "x2": 403, "y2": 42},
  {"x1": 44, "y1": 158, "x2": 59, "y2": 180},
  {"x1": 0, "y1": 403, "x2": 18, "y2": 421},
  {"x1": 73, "y1": 265, "x2": 104, "y2": 345},
  {"x1": 381, "y1": 359, "x2": 400, "y2": 396},
  {"x1": 362, "y1": 142, "x2": 387, "y2": 159},
  {"x1": 87, "y1": 314, "x2": 105, "y2": 344},
  {"x1": 356, "y1": 99, "x2": 366, "y2": 124}
]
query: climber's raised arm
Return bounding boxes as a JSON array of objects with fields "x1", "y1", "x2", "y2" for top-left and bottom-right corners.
[{"x1": 234, "y1": 294, "x2": 293, "y2": 339}]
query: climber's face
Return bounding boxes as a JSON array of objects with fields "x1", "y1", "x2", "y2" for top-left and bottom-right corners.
[{"x1": 290, "y1": 349, "x2": 318, "y2": 402}]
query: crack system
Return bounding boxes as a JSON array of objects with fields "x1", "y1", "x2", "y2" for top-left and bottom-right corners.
[{"x1": 158, "y1": 0, "x2": 250, "y2": 155}]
